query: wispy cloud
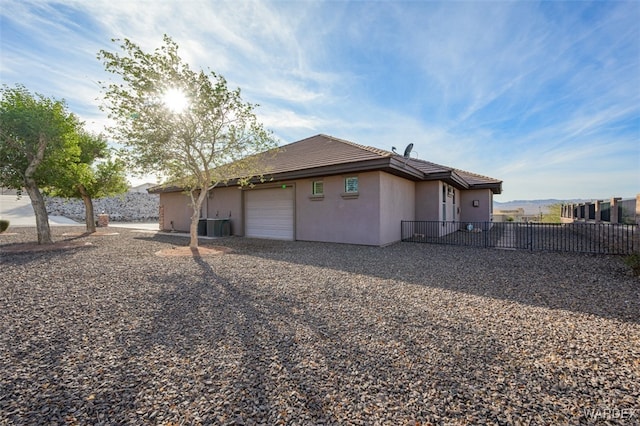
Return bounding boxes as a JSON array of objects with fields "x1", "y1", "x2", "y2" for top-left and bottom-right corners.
[{"x1": 1, "y1": 0, "x2": 638, "y2": 198}]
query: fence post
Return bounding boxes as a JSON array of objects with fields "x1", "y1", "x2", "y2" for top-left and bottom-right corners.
[
  {"x1": 484, "y1": 222, "x2": 488, "y2": 248},
  {"x1": 529, "y1": 222, "x2": 533, "y2": 251},
  {"x1": 610, "y1": 197, "x2": 621, "y2": 224}
]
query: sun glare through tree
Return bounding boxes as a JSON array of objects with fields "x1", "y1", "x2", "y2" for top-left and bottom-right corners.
[{"x1": 162, "y1": 87, "x2": 188, "y2": 113}]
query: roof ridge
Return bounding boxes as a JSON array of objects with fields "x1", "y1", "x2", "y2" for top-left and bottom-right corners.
[
  {"x1": 453, "y1": 167, "x2": 501, "y2": 182},
  {"x1": 278, "y1": 133, "x2": 325, "y2": 148},
  {"x1": 318, "y1": 134, "x2": 392, "y2": 158},
  {"x1": 281, "y1": 134, "x2": 499, "y2": 183},
  {"x1": 405, "y1": 155, "x2": 453, "y2": 171}
]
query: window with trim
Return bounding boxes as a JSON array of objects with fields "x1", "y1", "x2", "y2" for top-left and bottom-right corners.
[
  {"x1": 344, "y1": 177, "x2": 358, "y2": 193},
  {"x1": 312, "y1": 180, "x2": 324, "y2": 195}
]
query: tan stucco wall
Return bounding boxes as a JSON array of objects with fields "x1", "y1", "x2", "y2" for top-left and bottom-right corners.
[
  {"x1": 159, "y1": 186, "x2": 243, "y2": 234},
  {"x1": 159, "y1": 174, "x2": 497, "y2": 244},
  {"x1": 379, "y1": 172, "x2": 415, "y2": 245},
  {"x1": 206, "y1": 185, "x2": 243, "y2": 235},
  {"x1": 159, "y1": 192, "x2": 193, "y2": 232},
  {"x1": 295, "y1": 172, "x2": 381, "y2": 245},
  {"x1": 415, "y1": 181, "x2": 440, "y2": 221},
  {"x1": 415, "y1": 181, "x2": 461, "y2": 234},
  {"x1": 460, "y1": 189, "x2": 493, "y2": 224}
]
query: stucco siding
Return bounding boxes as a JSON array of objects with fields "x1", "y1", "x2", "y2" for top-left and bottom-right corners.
[
  {"x1": 295, "y1": 172, "x2": 381, "y2": 245},
  {"x1": 379, "y1": 172, "x2": 415, "y2": 246},
  {"x1": 415, "y1": 181, "x2": 440, "y2": 221},
  {"x1": 159, "y1": 192, "x2": 192, "y2": 232},
  {"x1": 460, "y1": 189, "x2": 493, "y2": 225},
  {"x1": 207, "y1": 186, "x2": 243, "y2": 235},
  {"x1": 159, "y1": 173, "x2": 496, "y2": 244},
  {"x1": 415, "y1": 181, "x2": 466, "y2": 236}
]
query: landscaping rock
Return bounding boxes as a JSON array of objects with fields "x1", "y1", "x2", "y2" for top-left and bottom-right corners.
[
  {"x1": 0, "y1": 228, "x2": 638, "y2": 424},
  {"x1": 45, "y1": 192, "x2": 159, "y2": 222}
]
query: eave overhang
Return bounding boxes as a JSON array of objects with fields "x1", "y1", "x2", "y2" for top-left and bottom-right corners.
[
  {"x1": 474, "y1": 182, "x2": 503, "y2": 194},
  {"x1": 419, "y1": 170, "x2": 469, "y2": 189},
  {"x1": 147, "y1": 153, "x2": 502, "y2": 195},
  {"x1": 225, "y1": 157, "x2": 425, "y2": 187}
]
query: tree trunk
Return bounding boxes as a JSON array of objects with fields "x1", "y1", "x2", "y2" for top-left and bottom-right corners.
[
  {"x1": 24, "y1": 179, "x2": 53, "y2": 244},
  {"x1": 189, "y1": 188, "x2": 208, "y2": 248},
  {"x1": 78, "y1": 185, "x2": 96, "y2": 233},
  {"x1": 189, "y1": 210, "x2": 199, "y2": 248},
  {"x1": 23, "y1": 134, "x2": 52, "y2": 244}
]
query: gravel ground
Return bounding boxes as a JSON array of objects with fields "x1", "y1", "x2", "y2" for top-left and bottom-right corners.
[{"x1": 1, "y1": 227, "x2": 639, "y2": 425}]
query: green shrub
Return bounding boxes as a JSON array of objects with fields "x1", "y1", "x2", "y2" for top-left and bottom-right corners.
[
  {"x1": 0, "y1": 219, "x2": 9, "y2": 233},
  {"x1": 624, "y1": 253, "x2": 640, "y2": 277}
]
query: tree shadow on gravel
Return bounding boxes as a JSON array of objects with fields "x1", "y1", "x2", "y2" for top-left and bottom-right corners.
[
  {"x1": 114, "y1": 253, "x2": 604, "y2": 424},
  {"x1": 218, "y1": 238, "x2": 640, "y2": 325},
  {"x1": 2, "y1": 231, "x2": 637, "y2": 424},
  {"x1": 0, "y1": 242, "x2": 96, "y2": 266},
  {"x1": 137, "y1": 255, "x2": 338, "y2": 423},
  {"x1": 0, "y1": 327, "x2": 75, "y2": 423},
  {"x1": 134, "y1": 233, "x2": 639, "y2": 325}
]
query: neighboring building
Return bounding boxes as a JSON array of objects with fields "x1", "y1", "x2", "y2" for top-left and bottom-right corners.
[
  {"x1": 129, "y1": 182, "x2": 159, "y2": 193},
  {"x1": 494, "y1": 208, "x2": 533, "y2": 223},
  {"x1": 561, "y1": 195, "x2": 639, "y2": 225},
  {"x1": 150, "y1": 134, "x2": 502, "y2": 246},
  {"x1": 493, "y1": 208, "x2": 543, "y2": 223}
]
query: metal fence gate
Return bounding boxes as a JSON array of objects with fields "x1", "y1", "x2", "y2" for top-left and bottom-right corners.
[{"x1": 401, "y1": 221, "x2": 638, "y2": 255}]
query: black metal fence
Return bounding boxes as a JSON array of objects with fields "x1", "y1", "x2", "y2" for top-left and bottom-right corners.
[{"x1": 401, "y1": 221, "x2": 638, "y2": 255}]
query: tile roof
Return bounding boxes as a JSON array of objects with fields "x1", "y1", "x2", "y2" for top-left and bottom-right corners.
[
  {"x1": 150, "y1": 134, "x2": 502, "y2": 193},
  {"x1": 255, "y1": 134, "x2": 392, "y2": 174},
  {"x1": 453, "y1": 168, "x2": 503, "y2": 186},
  {"x1": 261, "y1": 134, "x2": 501, "y2": 191},
  {"x1": 401, "y1": 156, "x2": 502, "y2": 185}
]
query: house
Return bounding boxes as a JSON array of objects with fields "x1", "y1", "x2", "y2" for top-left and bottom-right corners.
[
  {"x1": 128, "y1": 182, "x2": 160, "y2": 193},
  {"x1": 150, "y1": 134, "x2": 502, "y2": 246},
  {"x1": 493, "y1": 208, "x2": 541, "y2": 223}
]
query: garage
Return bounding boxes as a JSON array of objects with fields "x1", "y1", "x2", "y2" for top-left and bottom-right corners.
[{"x1": 245, "y1": 186, "x2": 294, "y2": 240}]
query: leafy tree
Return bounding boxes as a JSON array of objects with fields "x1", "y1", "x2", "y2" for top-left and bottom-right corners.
[
  {"x1": 46, "y1": 131, "x2": 129, "y2": 233},
  {"x1": 541, "y1": 203, "x2": 562, "y2": 223},
  {"x1": 98, "y1": 35, "x2": 277, "y2": 248},
  {"x1": 0, "y1": 84, "x2": 82, "y2": 244}
]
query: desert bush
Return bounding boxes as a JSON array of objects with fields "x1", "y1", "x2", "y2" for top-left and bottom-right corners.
[
  {"x1": 0, "y1": 219, "x2": 9, "y2": 233},
  {"x1": 623, "y1": 252, "x2": 640, "y2": 277}
]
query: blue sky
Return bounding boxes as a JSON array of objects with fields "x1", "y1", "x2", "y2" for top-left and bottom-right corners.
[{"x1": 1, "y1": 0, "x2": 638, "y2": 201}]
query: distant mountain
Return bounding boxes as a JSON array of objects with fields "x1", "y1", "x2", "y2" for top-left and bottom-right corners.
[{"x1": 493, "y1": 199, "x2": 589, "y2": 215}]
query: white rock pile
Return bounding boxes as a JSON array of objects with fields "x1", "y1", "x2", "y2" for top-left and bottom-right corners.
[{"x1": 45, "y1": 192, "x2": 159, "y2": 222}]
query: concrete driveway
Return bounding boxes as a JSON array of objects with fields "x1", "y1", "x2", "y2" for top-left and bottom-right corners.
[{"x1": 0, "y1": 194, "x2": 80, "y2": 227}]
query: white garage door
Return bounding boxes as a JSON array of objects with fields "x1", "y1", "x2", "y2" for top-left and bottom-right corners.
[{"x1": 245, "y1": 187, "x2": 294, "y2": 240}]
